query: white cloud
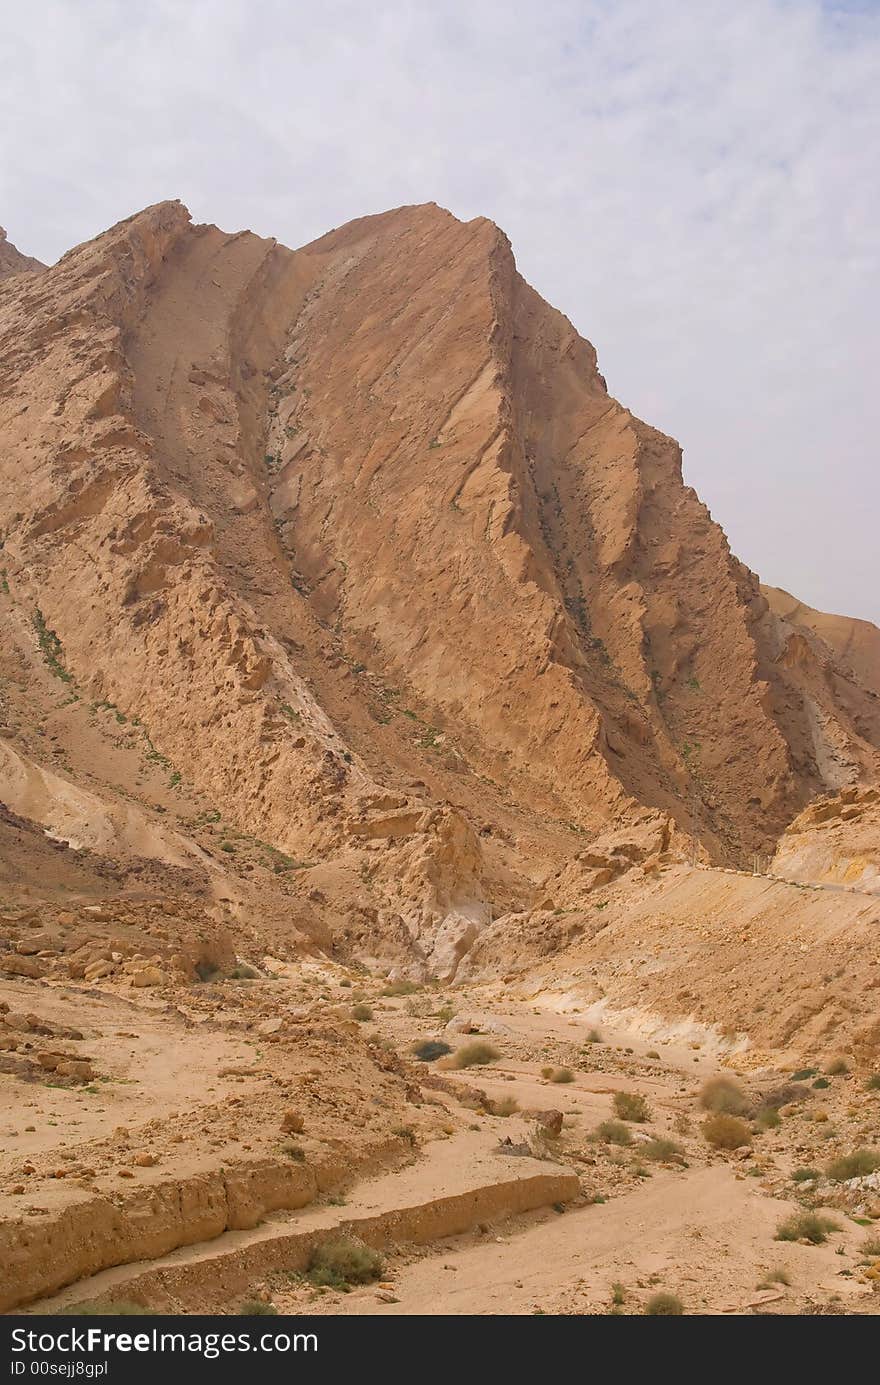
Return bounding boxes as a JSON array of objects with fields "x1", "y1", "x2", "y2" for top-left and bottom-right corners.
[{"x1": 1, "y1": 0, "x2": 877, "y2": 619}]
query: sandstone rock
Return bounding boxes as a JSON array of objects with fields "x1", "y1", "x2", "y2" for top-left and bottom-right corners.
[
  {"x1": 83, "y1": 960, "x2": 115, "y2": 981},
  {"x1": 1, "y1": 955, "x2": 48, "y2": 979},
  {"x1": 531, "y1": 1110, "x2": 564, "y2": 1137},
  {"x1": 131, "y1": 966, "x2": 164, "y2": 987},
  {"x1": 55, "y1": 1060, "x2": 93, "y2": 1081}
]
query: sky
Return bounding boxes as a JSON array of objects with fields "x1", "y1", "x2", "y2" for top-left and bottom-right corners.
[{"x1": 1, "y1": 0, "x2": 878, "y2": 621}]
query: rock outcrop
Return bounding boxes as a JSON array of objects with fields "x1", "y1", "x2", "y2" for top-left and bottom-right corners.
[
  {"x1": 763, "y1": 585, "x2": 880, "y2": 699},
  {"x1": 0, "y1": 226, "x2": 44, "y2": 281},
  {"x1": 772, "y1": 784, "x2": 880, "y2": 894}
]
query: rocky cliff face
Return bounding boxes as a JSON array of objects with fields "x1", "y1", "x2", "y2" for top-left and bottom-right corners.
[
  {"x1": 0, "y1": 226, "x2": 44, "y2": 280},
  {"x1": 763, "y1": 585, "x2": 880, "y2": 699},
  {"x1": 0, "y1": 200, "x2": 878, "y2": 972},
  {"x1": 772, "y1": 784, "x2": 880, "y2": 895}
]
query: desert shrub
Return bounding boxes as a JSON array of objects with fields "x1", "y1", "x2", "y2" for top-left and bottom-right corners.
[
  {"x1": 392, "y1": 1125, "x2": 417, "y2": 1144},
  {"x1": 642, "y1": 1137, "x2": 684, "y2": 1163},
  {"x1": 826, "y1": 1148, "x2": 880, "y2": 1182},
  {"x1": 585, "y1": 1029, "x2": 602, "y2": 1044},
  {"x1": 646, "y1": 1049, "x2": 660, "y2": 1059},
  {"x1": 699, "y1": 1075, "x2": 748, "y2": 1115},
  {"x1": 351, "y1": 1003, "x2": 374, "y2": 1022},
  {"x1": 230, "y1": 963, "x2": 260, "y2": 980},
  {"x1": 825, "y1": 1056, "x2": 849, "y2": 1076},
  {"x1": 757, "y1": 1267, "x2": 791, "y2": 1288},
  {"x1": 812, "y1": 1077, "x2": 830, "y2": 1090},
  {"x1": 791, "y1": 1068, "x2": 818, "y2": 1081},
  {"x1": 613, "y1": 1091, "x2": 650, "y2": 1122},
  {"x1": 282, "y1": 1144, "x2": 306, "y2": 1161},
  {"x1": 791, "y1": 1167, "x2": 821, "y2": 1183},
  {"x1": 702, "y1": 1114, "x2": 751, "y2": 1150},
  {"x1": 775, "y1": 1212, "x2": 839, "y2": 1245},
  {"x1": 490, "y1": 1096, "x2": 519, "y2": 1117},
  {"x1": 238, "y1": 1300, "x2": 278, "y2": 1315},
  {"x1": 611, "y1": 1281, "x2": 626, "y2": 1307},
  {"x1": 549, "y1": 1067, "x2": 574, "y2": 1084},
  {"x1": 865, "y1": 1073, "x2": 880, "y2": 1091},
  {"x1": 382, "y1": 979, "x2": 420, "y2": 996},
  {"x1": 451, "y1": 1041, "x2": 499, "y2": 1069},
  {"x1": 755, "y1": 1106, "x2": 781, "y2": 1131},
  {"x1": 307, "y1": 1237, "x2": 383, "y2": 1290},
  {"x1": 644, "y1": 1291, "x2": 683, "y2": 1315},
  {"x1": 413, "y1": 1039, "x2": 452, "y2": 1062},
  {"x1": 596, "y1": 1119, "x2": 632, "y2": 1146},
  {"x1": 860, "y1": 1233, "x2": 880, "y2": 1259}
]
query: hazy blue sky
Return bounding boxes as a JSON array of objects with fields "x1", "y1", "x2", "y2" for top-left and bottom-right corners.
[{"x1": 2, "y1": 1, "x2": 877, "y2": 620}]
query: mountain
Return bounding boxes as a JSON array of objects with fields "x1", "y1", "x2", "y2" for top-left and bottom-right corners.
[
  {"x1": 0, "y1": 200, "x2": 878, "y2": 977},
  {"x1": 0, "y1": 225, "x2": 44, "y2": 280},
  {"x1": 763, "y1": 584, "x2": 880, "y2": 698}
]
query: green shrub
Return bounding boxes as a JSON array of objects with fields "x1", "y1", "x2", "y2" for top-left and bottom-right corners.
[
  {"x1": 238, "y1": 1300, "x2": 278, "y2": 1315},
  {"x1": 642, "y1": 1137, "x2": 684, "y2": 1163},
  {"x1": 775, "y1": 1212, "x2": 839, "y2": 1245},
  {"x1": 283, "y1": 1144, "x2": 306, "y2": 1161},
  {"x1": 755, "y1": 1106, "x2": 781, "y2": 1130},
  {"x1": 413, "y1": 1039, "x2": 452, "y2": 1062},
  {"x1": 702, "y1": 1114, "x2": 751, "y2": 1149},
  {"x1": 791, "y1": 1068, "x2": 817, "y2": 1081},
  {"x1": 307, "y1": 1237, "x2": 383, "y2": 1290},
  {"x1": 791, "y1": 1167, "x2": 821, "y2": 1183},
  {"x1": 351, "y1": 1003, "x2": 374, "y2": 1022},
  {"x1": 613, "y1": 1091, "x2": 650, "y2": 1122},
  {"x1": 812, "y1": 1077, "x2": 830, "y2": 1090},
  {"x1": 451, "y1": 1041, "x2": 499, "y2": 1068},
  {"x1": 699, "y1": 1075, "x2": 748, "y2": 1115},
  {"x1": 382, "y1": 979, "x2": 420, "y2": 996},
  {"x1": 825, "y1": 1148, "x2": 880, "y2": 1182},
  {"x1": 644, "y1": 1291, "x2": 683, "y2": 1315},
  {"x1": 596, "y1": 1119, "x2": 632, "y2": 1146}
]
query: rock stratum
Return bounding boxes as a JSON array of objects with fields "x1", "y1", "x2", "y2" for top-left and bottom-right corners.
[{"x1": 0, "y1": 199, "x2": 878, "y2": 978}]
